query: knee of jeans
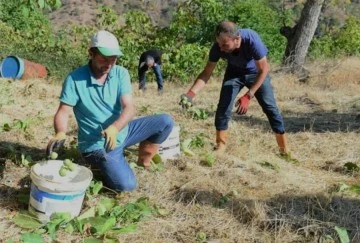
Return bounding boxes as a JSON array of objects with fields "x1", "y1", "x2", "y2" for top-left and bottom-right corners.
[
  {"x1": 160, "y1": 114, "x2": 174, "y2": 130},
  {"x1": 112, "y1": 180, "x2": 137, "y2": 192}
]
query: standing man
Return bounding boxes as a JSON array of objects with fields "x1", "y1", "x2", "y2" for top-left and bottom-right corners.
[
  {"x1": 179, "y1": 21, "x2": 288, "y2": 155},
  {"x1": 138, "y1": 49, "x2": 164, "y2": 94},
  {"x1": 47, "y1": 30, "x2": 174, "y2": 192}
]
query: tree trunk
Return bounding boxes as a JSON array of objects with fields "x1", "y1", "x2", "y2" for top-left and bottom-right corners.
[{"x1": 281, "y1": 0, "x2": 325, "y2": 76}]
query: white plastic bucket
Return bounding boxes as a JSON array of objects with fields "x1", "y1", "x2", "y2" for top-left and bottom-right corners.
[
  {"x1": 29, "y1": 160, "x2": 93, "y2": 223},
  {"x1": 159, "y1": 125, "x2": 180, "y2": 160}
]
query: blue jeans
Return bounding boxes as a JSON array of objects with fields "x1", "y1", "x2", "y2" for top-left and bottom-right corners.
[
  {"x1": 82, "y1": 114, "x2": 174, "y2": 192},
  {"x1": 215, "y1": 74, "x2": 285, "y2": 134},
  {"x1": 138, "y1": 65, "x2": 164, "y2": 91}
]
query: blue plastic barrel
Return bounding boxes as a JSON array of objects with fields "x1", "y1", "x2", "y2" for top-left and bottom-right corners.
[{"x1": 0, "y1": 56, "x2": 25, "y2": 79}]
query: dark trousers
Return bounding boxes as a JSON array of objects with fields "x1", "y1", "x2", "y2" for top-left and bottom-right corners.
[
  {"x1": 138, "y1": 65, "x2": 164, "y2": 91},
  {"x1": 215, "y1": 74, "x2": 285, "y2": 134}
]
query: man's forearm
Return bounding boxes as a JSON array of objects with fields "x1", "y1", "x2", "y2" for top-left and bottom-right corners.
[
  {"x1": 189, "y1": 72, "x2": 210, "y2": 94},
  {"x1": 54, "y1": 110, "x2": 69, "y2": 134},
  {"x1": 249, "y1": 71, "x2": 267, "y2": 95},
  {"x1": 111, "y1": 106, "x2": 136, "y2": 132}
]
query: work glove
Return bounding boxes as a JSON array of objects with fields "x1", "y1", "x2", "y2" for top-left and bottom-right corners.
[
  {"x1": 235, "y1": 93, "x2": 251, "y2": 115},
  {"x1": 102, "y1": 125, "x2": 119, "y2": 152},
  {"x1": 179, "y1": 90, "x2": 195, "y2": 109},
  {"x1": 46, "y1": 132, "x2": 66, "y2": 157}
]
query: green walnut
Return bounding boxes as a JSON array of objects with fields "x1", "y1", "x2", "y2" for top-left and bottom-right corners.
[
  {"x1": 50, "y1": 152, "x2": 58, "y2": 160},
  {"x1": 67, "y1": 163, "x2": 77, "y2": 172},
  {"x1": 63, "y1": 159, "x2": 73, "y2": 167},
  {"x1": 59, "y1": 166, "x2": 69, "y2": 177}
]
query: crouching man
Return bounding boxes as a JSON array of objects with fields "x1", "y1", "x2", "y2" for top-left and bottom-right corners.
[{"x1": 47, "y1": 30, "x2": 174, "y2": 192}]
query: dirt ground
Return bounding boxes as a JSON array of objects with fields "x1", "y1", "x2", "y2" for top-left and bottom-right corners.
[{"x1": 0, "y1": 57, "x2": 359, "y2": 242}]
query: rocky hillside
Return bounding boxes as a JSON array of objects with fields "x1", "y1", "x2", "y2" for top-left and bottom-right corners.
[{"x1": 47, "y1": 0, "x2": 182, "y2": 29}]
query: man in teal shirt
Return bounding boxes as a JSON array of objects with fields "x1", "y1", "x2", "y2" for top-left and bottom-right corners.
[{"x1": 47, "y1": 30, "x2": 174, "y2": 191}]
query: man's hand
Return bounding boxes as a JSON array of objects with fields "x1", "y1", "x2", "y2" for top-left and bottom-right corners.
[
  {"x1": 102, "y1": 125, "x2": 119, "y2": 152},
  {"x1": 235, "y1": 93, "x2": 251, "y2": 115},
  {"x1": 46, "y1": 132, "x2": 66, "y2": 157},
  {"x1": 179, "y1": 94, "x2": 193, "y2": 109},
  {"x1": 179, "y1": 90, "x2": 195, "y2": 109}
]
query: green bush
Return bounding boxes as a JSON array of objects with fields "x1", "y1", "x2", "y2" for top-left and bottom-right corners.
[
  {"x1": 309, "y1": 16, "x2": 360, "y2": 58},
  {"x1": 309, "y1": 35, "x2": 336, "y2": 59},
  {"x1": 334, "y1": 16, "x2": 360, "y2": 55},
  {"x1": 1, "y1": 0, "x2": 359, "y2": 83},
  {"x1": 228, "y1": 0, "x2": 286, "y2": 62}
]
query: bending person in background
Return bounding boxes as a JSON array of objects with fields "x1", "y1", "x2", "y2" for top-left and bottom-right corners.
[
  {"x1": 47, "y1": 30, "x2": 174, "y2": 192},
  {"x1": 179, "y1": 21, "x2": 288, "y2": 155},
  {"x1": 138, "y1": 49, "x2": 164, "y2": 94}
]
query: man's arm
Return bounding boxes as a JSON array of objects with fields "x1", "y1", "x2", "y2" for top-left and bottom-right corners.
[
  {"x1": 46, "y1": 102, "x2": 72, "y2": 156},
  {"x1": 188, "y1": 61, "x2": 217, "y2": 95},
  {"x1": 248, "y1": 56, "x2": 269, "y2": 96},
  {"x1": 54, "y1": 102, "x2": 73, "y2": 133},
  {"x1": 111, "y1": 94, "x2": 136, "y2": 131}
]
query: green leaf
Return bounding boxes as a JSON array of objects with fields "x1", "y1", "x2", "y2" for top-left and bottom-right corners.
[
  {"x1": 150, "y1": 161, "x2": 164, "y2": 172},
  {"x1": 2, "y1": 123, "x2": 11, "y2": 131},
  {"x1": 73, "y1": 218, "x2": 85, "y2": 233},
  {"x1": 37, "y1": 0, "x2": 45, "y2": 9},
  {"x1": 183, "y1": 148, "x2": 195, "y2": 156},
  {"x1": 84, "y1": 238, "x2": 102, "y2": 243},
  {"x1": 103, "y1": 238, "x2": 117, "y2": 243},
  {"x1": 343, "y1": 162, "x2": 359, "y2": 172},
  {"x1": 21, "y1": 154, "x2": 33, "y2": 167},
  {"x1": 46, "y1": 212, "x2": 71, "y2": 239},
  {"x1": 109, "y1": 224, "x2": 137, "y2": 234},
  {"x1": 20, "y1": 6, "x2": 30, "y2": 18},
  {"x1": 278, "y1": 152, "x2": 299, "y2": 164},
  {"x1": 181, "y1": 138, "x2": 195, "y2": 156},
  {"x1": 257, "y1": 161, "x2": 280, "y2": 171},
  {"x1": 335, "y1": 226, "x2": 350, "y2": 243},
  {"x1": 87, "y1": 181, "x2": 103, "y2": 197},
  {"x1": 348, "y1": 184, "x2": 360, "y2": 195},
  {"x1": 13, "y1": 213, "x2": 42, "y2": 229},
  {"x1": 99, "y1": 197, "x2": 117, "y2": 211},
  {"x1": 96, "y1": 204, "x2": 107, "y2": 216},
  {"x1": 201, "y1": 153, "x2": 215, "y2": 167},
  {"x1": 50, "y1": 212, "x2": 71, "y2": 222},
  {"x1": 181, "y1": 138, "x2": 192, "y2": 150},
  {"x1": 87, "y1": 216, "x2": 116, "y2": 236},
  {"x1": 77, "y1": 207, "x2": 96, "y2": 221},
  {"x1": 20, "y1": 233, "x2": 44, "y2": 243},
  {"x1": 54, "y1": 0, "x2": 62, "y2": 9},
  {"x1": 34, "y1": 228, "x2": 46, "y2": 234},
  {"x1": 64, "y1": 223, "x2": 74, "y2": 234}
]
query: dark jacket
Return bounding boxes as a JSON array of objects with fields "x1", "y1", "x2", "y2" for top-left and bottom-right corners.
[{"x1": 138, "y1": 49, "x2": 162, "y2": 70}]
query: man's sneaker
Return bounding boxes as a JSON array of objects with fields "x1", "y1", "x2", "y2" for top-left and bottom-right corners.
[{"x1": 158, "y1": 89, "x2": 164, "y2": 95}]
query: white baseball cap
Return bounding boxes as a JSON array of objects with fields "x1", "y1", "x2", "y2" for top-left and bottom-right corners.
[{"x1": 89, "y1": 30, "x2": 123, "y2": 57}]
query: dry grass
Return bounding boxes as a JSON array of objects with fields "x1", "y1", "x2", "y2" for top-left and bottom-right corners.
[{"x1": 0, "y1": 57, "x2": 359, "y2": 242}]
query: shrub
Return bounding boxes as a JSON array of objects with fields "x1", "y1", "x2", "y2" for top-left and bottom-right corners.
[{"x1": 334, "y1": 16, "x2": 360, "y2": 55}]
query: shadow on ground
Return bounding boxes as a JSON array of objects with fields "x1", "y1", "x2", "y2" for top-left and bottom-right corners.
[
  {"x1": 232, "y1": 110, "x2": 360, "y2": 133},
  {"x1": 173, "y1": 187, "x2": 360, "y2": 242},
  {"x1": 0, "y1": 141, "x2": 45, "y2": 180}
]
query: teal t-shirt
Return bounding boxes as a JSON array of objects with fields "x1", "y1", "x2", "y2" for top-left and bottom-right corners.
[{"x1": 60, "y1": 64, "x2": 132, "y2": 153}]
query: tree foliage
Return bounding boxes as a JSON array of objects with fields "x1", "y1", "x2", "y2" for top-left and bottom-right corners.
[{"x1": 0, "y1": 0, "x2": 359, "y2": 82}]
